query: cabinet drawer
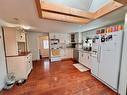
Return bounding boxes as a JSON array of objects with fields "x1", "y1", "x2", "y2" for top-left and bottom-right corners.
[{"x1": 25, "y1": 53, "x2": 32, "y2": 61}]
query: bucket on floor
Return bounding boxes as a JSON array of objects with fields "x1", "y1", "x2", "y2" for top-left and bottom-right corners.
[
  {"x1": 16, "y1": 79, "x2": 26, "y2": 86},
  {"x1": 4, "y1": 73, "x2": 16, "y2": 90}
]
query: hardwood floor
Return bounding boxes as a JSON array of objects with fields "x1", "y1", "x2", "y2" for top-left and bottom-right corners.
[{"x1": 1, "y1": 59, "x2": 117, "y2": 95}]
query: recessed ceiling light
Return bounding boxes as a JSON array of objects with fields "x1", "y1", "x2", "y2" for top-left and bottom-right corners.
[{"x1": 21, "y1": 25, "x2": 31, "y2": 30}]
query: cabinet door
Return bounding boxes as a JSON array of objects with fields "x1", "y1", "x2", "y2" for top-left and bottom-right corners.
[
  {"x1": 66, "y1": 49, "x2": 73, "y2": 58},
  {"x1": 75, "y1": 32, "x2": 82, "y2": 43},
  {"x1": 90, "y1": 55, "x2": 99, "y2": 76},
  {"x1": 60, "y1": 49, "x2": 65, "y2": 59},
  {"x1": 70, "y1": 49, "x2": 73, "y2": 58},
  {"x1": 3, "y1": 27, "x2": 18, "y2": 56},
  {"x1": 75, "y1": 33, "x2": 78, "y2": 43},
  {"x1": 66, "y1": 34, "x2": 71, "y2": 44},
  {"x1": 49, "y1": 33, "x2": 55, "y2": 39},
  {"x1": 59, "y1": 33, "x2": 66, "y2": 43},
  {"x1": 79, "y1": 52, "x2": 82, "y2": 63},
  {"x1": 84, "y1": 53, "x2": 91, "y2": 69},
  {"x1": 79, "y1": 52, "x2": 83, "y2": 63},
  {"x1": 80, "y1": 52, "x2": 91, "y2": 69},
  {"x1": 7, "y1": 57, "x2": 26, "y2": 80}
]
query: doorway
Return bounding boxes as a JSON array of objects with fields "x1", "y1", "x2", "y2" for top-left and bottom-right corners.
[{"x1": 39, "y1": 34, "x2": 49, "y2": 59}]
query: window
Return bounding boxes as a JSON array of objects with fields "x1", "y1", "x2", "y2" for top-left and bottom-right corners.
[{"x1": 43, "y1": 40, "x2": 49, "y2": 49}]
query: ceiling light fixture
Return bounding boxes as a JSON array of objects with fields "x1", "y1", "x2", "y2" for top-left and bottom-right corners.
[{"x1": 21, "y1": 25, "x2": 31, "y2": 30}]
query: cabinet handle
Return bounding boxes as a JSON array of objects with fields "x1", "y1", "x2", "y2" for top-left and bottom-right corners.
[{"x1": 88, "y1": 56, "x2": 89, "y2": 59}]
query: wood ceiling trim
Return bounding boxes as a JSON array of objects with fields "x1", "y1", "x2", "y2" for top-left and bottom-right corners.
[
  {"x1": 35, "y1": 0, "x2": 124, "y2": 24},
  {"x1": 41, "y1": 3, "x2": 94, "y2": 19},
  {"x1": 94, "y1": 1, "x2": 123, "y2": 19},
  {"x1": 42, "y1": 11, "x2": 91, "y2": 24},
  {"x1": 35, "y1": 0, "x2": 42, "y2": 18},
  {"x1": 114, "y1": 0, "x2": 127, "y2": 5}
]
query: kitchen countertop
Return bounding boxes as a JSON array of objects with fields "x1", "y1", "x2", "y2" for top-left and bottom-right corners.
[
  {"x1": 79, "y1": 50, "x2": 92, "y2": 54},
  {"x1": 6, "y1": 52, "x2": 31, "y2": 57},
  {"x1": 74, "y1": 48, "x2": 96, "y2": 54},
  {"x1": 18, "y1": 52, "x2": 31, "y2": 56},
  {"x1": 59, "y1": 47, "x2": 74, "y2": 49}
]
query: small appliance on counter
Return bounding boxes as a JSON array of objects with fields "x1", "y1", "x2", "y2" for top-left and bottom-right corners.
[{"x1": 83, "y1": 37, "x2": 93, "y2": 51}]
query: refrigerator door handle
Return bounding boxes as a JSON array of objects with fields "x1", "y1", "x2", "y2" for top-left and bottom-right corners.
[
  {"x1": 97, "y1": 47, "x2": 99, "y2": 63},
  {"x1": 99, "y1": 47, "x2": 101, "y2": 63},
  {"x1": 97, "y1": 46, "x2": 101, "y2": 63}
]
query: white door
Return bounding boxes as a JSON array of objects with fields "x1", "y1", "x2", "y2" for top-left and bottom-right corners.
[
  {"x1": 0, "y1": 28, "x2": 7, "y2": 90},
  {"x1": 40, "y1": 36, "x2": 49, "y2": 58}
]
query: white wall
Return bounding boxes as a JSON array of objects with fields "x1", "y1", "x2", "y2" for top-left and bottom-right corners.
[
  {"x1": 27, "y1": 31, "x2": 47, "y2": 60},
  {"x1": 118, "y1": 13, "x2": 127, "y2": 95},
  {"x1": 82, "y1": 21, "x2": 124, "y2": 41},
  {"x1": 76, "y1": 6, "x2": 127, "y2": 33},
  {"x1": 0, "y1": 27, "x2": 7, "y2": 90}
]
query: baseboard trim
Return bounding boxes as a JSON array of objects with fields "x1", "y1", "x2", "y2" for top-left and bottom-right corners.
[{"x1": 61, "y1": 58, "x2": 74, "y2": 61}]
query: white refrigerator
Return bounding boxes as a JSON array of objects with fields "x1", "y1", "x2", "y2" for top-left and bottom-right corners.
[{"x1": 91, "y1": 30, "x2": 123, "y2": 90}]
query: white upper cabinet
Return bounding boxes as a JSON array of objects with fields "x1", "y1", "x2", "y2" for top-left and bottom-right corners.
[
  {"x1": 49, "y1": 33, "x2": 71, "y2": 44},
  {"x1": 75, "y1": 32, "x2": 82, "y2": 43},
  {"x1": 49, "y1": 33, "x2": 55, "y2": 39},
  {"x1": 3, "y1": 27, "x2": 19, "y2": 56},
  {"x1": 3, "y1": 27, "x2": 27, "y2": 56},
  {"x1": 66, "y1": 34, "x2": 71, "y2": 44}
]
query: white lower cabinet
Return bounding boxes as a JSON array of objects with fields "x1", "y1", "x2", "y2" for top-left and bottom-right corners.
[
  {"x1": 90, "y1": 54, "x2": 99, "y2": 76},
  {"x1": 60, "y1": 48, "x2": 73, "y2": 59},
  {"x1": 7, "y1": 53, "x2": 33, "y2": 80},
  {"x1": 79, "y1": 51, "x2": 83, "y2": 63},
  {"x1": 79, "y1": 51, "x2": 91, "y2": 69}
]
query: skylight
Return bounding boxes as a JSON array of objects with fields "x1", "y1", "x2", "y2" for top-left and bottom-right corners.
[{"x1": 41, "y1": 0, "x2": 113, "y2": 12}]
